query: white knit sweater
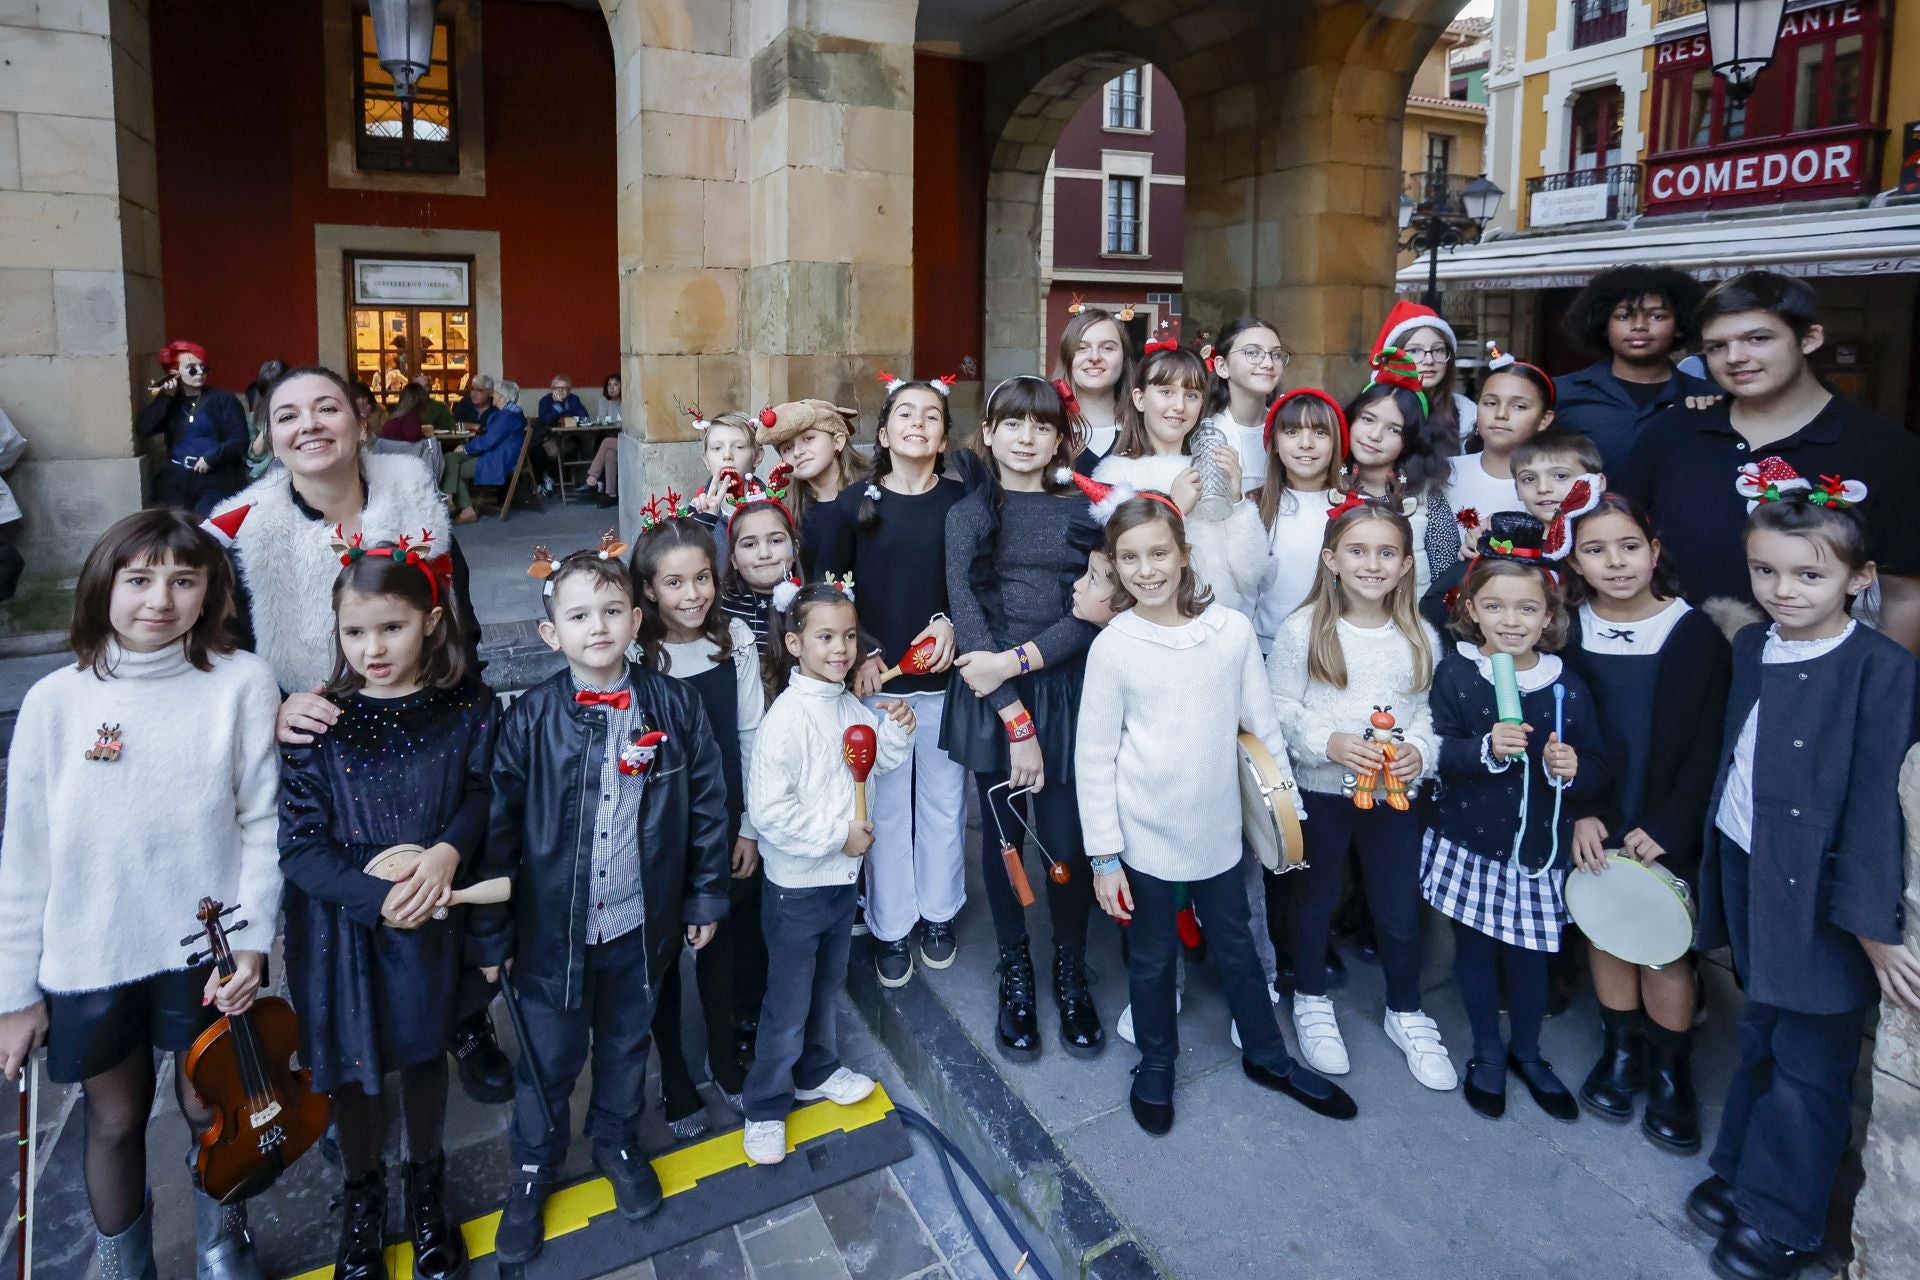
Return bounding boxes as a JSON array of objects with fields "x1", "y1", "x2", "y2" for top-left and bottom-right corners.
[
  {"x1": 0, "y1": 644, "x2": 283, "y2": 1013},
  {"x1": 1267, "y1": 609, "x2": 1442, "y2": 797},
  {"x1": 1075, "y1": 604, "x2": 1301, "y2": 882},
  {"x1": 748, "y1": 672, "x2": 912, "y2": 889},
  {"x1": 1090, "y1": 453, "x2": 1271, "y2": 617}
]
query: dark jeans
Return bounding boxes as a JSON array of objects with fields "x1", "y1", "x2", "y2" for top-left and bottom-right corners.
[
  {"x1": 655, "y1": 872, "x2": 768, "y2": 1101},
  {"x1": 977, "y1": 773, "x2": 1093, "y2": 953},
  {"x1": 1128, "y1": 861, "x2": 1295, "y2": 1088},
  {"x1": 1290, "y1": 794, "x2": 1423, "y2": 1010},
  {"x1": 1712, "y1": 835, "x2": 1866, "y2": 1251},
  {"x1": 743, "y1": 883, "x2": 857, "y2": 1122},
  {"x1": 509, "y1": 927, "x2": 656, "y2": 1171}
]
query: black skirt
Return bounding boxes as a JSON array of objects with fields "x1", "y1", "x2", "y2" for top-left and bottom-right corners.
[
  {"x1": 45, "y1": 967, "x2": 218, "y2": 1083},
  {"x1": 938, "y1": 659, "x2": 1084, "y2": 782}
]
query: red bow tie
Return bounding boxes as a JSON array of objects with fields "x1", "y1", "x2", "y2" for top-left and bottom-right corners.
[{"x1": 575, "y1": 688, "x2": 631, "y2": 710}]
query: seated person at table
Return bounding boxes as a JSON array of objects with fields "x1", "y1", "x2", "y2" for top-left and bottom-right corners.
[
  {"x1": 413, "y1": 373, "x2": 458, "y2": 435},
  {"x1": 532, "y1": 375, "x2": 588, "y2": 495},
  {"x1": 441, "y1": 379, "x2": 527, "y2": 523},
  {"x1": 381, "y1": 382, "x2": 429, "y2": 443},
  {"x1": 455, "y1": 374, "x2": 494, "y2": 426}
]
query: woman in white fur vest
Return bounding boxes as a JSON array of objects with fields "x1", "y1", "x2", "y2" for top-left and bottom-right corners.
[{"x1": 209, "y1": 367, "x2": 483, "y2": 730}]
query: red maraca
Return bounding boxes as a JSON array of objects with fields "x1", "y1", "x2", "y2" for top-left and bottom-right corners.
[
  {"x1": 879, "y1": 634, "x2": 939, "y2": 685},
  {"x1": 842, "y1": 724, "x2": 878, "y2": 830}
]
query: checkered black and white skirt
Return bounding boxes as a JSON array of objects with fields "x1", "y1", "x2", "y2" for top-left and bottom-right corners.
[{"x1": 1420, "y1": 829, "x2": 1566, "y2": 953}]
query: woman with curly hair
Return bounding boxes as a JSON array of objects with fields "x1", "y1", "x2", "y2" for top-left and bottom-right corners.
[{"x1": 1553, "y1": 265, "x2": 1715, "y2": 471}]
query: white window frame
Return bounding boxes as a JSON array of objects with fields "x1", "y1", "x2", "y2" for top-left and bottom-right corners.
[
  {"x1": 1101, "y1": 151, "x2": 1153, "y2": 258},
  {"x1": 1104, "y1": 67, "x2": 1153, "y2": 134}
]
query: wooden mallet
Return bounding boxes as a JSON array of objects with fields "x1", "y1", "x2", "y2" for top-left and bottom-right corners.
[{"x1": 363, "y1": 844, "x2": 511, "y2": 919}]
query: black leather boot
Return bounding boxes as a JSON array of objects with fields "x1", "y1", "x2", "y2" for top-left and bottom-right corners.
[
  {"x1": 334, "y1": 1168, "x2": 388, "y2": 1280},
  {"x1": 404, "y1": 1153, "x2": 469, "y2": 1280},
  {"x1": 995, "y1": 940, "x2": 1040, "y2": 1061},
  {"x1": 1641, "y1": 1023, "x2": 1701, "y2": 1153},
  {"x1": 1052, "y1": 945, "x2": 1104, "y2": 1058},
  {"x1": 1580, "y1": 1006, "x2": 1645, "y2": 1120},
  {"x1": 450, "y1": 1008, "x2": 514, "y2": 1105}
]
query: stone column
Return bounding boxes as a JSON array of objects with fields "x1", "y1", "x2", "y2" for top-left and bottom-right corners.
[
  {"x1": 0, "y1": 0, "x2": 161, "y2": 589},
  {"x1": 744, "y1": 0, "x2": 917, "y2": 423},
  {"x1": 1848, "y1": 746, "x2": 1920, "y2": 1276}
]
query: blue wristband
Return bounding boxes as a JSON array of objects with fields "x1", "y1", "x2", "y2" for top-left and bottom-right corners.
[{"x1": 1089, "y1": 855, "x2": 1121, "y2": 875}]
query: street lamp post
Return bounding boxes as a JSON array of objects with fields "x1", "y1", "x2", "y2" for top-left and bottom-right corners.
[
  {"x1": 1704, "y1": 0, "x2": 1789, "y2": 103},
  {"x1": 1398, "y1": 174, "x2": 1504, "y2": 314},
  {"x1": 368, "y1": 0, "x2": 437, "y2": 101}
]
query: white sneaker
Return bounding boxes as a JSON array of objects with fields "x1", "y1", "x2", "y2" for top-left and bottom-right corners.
[
  {"x1": 743, "y1": 1119, "x2": 786, "y2": 1166},
  {"x1": 1291, "y1": 994, "x2": 1350, "y2": 1075},
  {"x1": 1115, "y1": 992, "x2": 1182, "y2": 1047},
  {"x1": 1229, "y1": 983, "x2": 1283, "y2": 1050},
  {"x1": 793, "y1": 1067, "x2": 875, "y2": 1106},
  {"x1": 1384, "y1": 1010, "x2": 1458, "y2": 1091}
]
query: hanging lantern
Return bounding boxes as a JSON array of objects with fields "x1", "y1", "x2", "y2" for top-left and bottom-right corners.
[
  {"x1": 1704, "y1": 0, "x2": 1788, "y2": 104},
  {"x1": 369, "y1": 0, "x2": 437, "y2": 101}
]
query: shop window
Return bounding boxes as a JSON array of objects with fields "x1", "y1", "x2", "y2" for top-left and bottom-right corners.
[
  {"x1": 1106, "y1": 68, "x2": 1145, "y2": 131},
  {"x1": 1106, "y1": 175, "x2": 1143, "y2": 254},
  {"x1": 355, "y1": 10, "x2": 458, "y2": 174}
]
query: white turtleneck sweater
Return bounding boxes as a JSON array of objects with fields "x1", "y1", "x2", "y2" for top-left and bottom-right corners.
[
  {"x1": 0, "y1": 643, "x2": 283, "y2": 1013},
  {"x1": 748, "y1": 670, "x2": 912, "y2": 889},
  {"x1": 1267, "y1": 609, "x2": 1442, "y2": 797},
  {"x1": 1075, "y1": 604, "x2": 1301, "y2": 882}
]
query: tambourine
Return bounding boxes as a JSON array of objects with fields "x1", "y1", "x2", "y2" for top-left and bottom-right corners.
[
  {"x1": 363, "y1": 843, "x2": 511, "y2": 921},
  {"x1": 1564, "y1": 852, "x2": 1695, "y2": 966},
  {"x1": 1237, "y1": 733, "x2": 1305, "y2": 873}
]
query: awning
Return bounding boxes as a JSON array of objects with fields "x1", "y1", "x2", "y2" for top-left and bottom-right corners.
[{"x1": 1395, "y1": 205, "x2": 1920, "y2": 291}]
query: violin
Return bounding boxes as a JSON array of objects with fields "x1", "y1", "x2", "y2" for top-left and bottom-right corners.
[{"x1": 181, "y1": 898, "x2": 330, "y2": 1203}]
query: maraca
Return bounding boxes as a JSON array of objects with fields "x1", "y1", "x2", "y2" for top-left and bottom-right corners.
[
  {"x1": 878, "y1": 634, "x2": 939, "y2": 685},
  {"x1": 842, "y1": 723, "x2": 878, "y2": 836}
]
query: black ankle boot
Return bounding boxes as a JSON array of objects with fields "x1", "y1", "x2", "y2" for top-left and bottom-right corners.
[
  {"x1": 335, "y1": 1168, "x2": 388, "y2": 1280},
  {"x1": 1641, "y1": 1024, "x2": 1701, "y2": 1153},
  {"x1": 1580, "y1": 1007, "x2": 1645, "y2": 1120},
  {"x1": 1052, "y1": 945, "x2": 1104, "y2": 1058},
  {"x1": 996, "y1": 940, "x2": 1040, "y2": 1061},
  {"x1": 451, "y1": 1008, "x2": 514, "y2": 1105},
  {"x1": 404, "y1": 1153, "x2": 468, "y2": 1280}
]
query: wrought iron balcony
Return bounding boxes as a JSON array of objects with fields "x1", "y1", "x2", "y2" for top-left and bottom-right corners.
[
  {"x1": 1403, "y1": 171, "x2": 1478, "y2": 218},
  {"x1": 1524, "y1": 164, "x2": 1643, "y2": 227}
]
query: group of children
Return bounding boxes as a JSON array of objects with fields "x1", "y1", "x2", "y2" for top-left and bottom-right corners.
[{"x1": 0, "y1": 286, "x2": 1913, "y2": 1280}]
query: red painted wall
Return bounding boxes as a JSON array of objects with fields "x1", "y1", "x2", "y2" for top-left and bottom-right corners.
[
  {"x1": 912, "y1": 53, "x2": 986, "y2": 380},
  {"x1": 1052, "y1": 67, "x2": 1186, "y2": 173},
  {"x1": 149, "y1": 0, "x2": 618, "y2": 388}
]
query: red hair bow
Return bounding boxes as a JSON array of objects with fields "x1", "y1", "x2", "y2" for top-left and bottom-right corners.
[
  {"x1": 1051, "y1": 378, "x2": 1081, "y2": 418},
  {"x1": 1142, "y1": 339, "x2": 1180, "y2": 356}
]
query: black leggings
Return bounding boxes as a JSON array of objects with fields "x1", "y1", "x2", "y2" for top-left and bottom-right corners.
[
  {"x1": 1289, "y1": 795, "x2": 1424, "y2": 1010},
  {"x1": 81, "y1": 1050, "x2": 211, "y2": 1235},
  {"x1": 1451, "y1": 919, "x2": 1548, "y2": 1064},
  {"x1": 976, "y1": 772, "x2": 1093, "y2": 954},
  {"x1": 330, "y1": 1059, "x2": 450, "y2": 1180},
  {"x1": 654, "y1": 872, "x2": 768, "y2": 1109}
]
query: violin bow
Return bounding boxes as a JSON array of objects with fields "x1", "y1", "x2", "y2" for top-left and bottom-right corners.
[{"x1": 14, "y1": 1055, "x2": 32, "y2": 1280}]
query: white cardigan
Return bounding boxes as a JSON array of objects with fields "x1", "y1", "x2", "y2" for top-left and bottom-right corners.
[
  {"x1": 1075, "y1": 604, "x2": 1300, "y2": 882},
  {"x1": 1267, "y1": 609, "x2": 1441, "y2": 797},
  {"x1": 0, "y1": 644, "x2": 283, "y2": 1013},
  {"x1": 748, "y1": 671, "x2": 912, "y2": 888},
  {"x1": 1090, "y1": 452, "x2": 1270, "y2": 617}
]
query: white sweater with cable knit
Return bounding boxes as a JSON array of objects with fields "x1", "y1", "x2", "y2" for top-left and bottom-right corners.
[
  {"x1": 0, "y1": 643, "x2": 282, "y2": 1014},
  {"x1": 1075, "y1": 604, "x2": 1302, "y2": 882},
  {"x1": 1267, "y1": 608, "x2": 1442, "y2": 797}
]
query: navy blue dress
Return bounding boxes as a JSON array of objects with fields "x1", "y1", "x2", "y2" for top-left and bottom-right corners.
[{"x1": 278, "y1": 681, "x2": 496, "y2": 1094}]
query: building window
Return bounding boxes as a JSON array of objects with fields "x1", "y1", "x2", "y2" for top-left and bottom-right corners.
[
  {"x1": 348, "y1": 256, "x2": 475, "y2": 406},
  {"x1": 1106, "y1": 68, "x2": 1144, "y2": 131},
  {"x1": 1425, "y1": 133, "x2": 1454, "y2": 177},
  {"x1": 1106, "y1": 175, "x2": 1143, "y2": 254},
  {"x1": 1568, "y1": 86, "x2": 1624, "y2": 170},
  {"x1": 1573, "y1": 0, "x2": 1628, "y2": 47},
  {"x1": 355, "y1": 10, "x2": 458, "y2": 174}
]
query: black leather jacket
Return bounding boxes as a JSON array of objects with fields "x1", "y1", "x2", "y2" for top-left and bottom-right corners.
[{"x1": 471, "y1": 663, "x2": 731, "y2": 1009}]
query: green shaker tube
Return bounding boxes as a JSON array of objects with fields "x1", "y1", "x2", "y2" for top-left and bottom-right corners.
[{"x1": 1490, "y1": 652, "x2": 1524, "y2": 756}]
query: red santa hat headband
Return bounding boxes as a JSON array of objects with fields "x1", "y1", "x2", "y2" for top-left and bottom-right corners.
[
  {"x1": 1736, "y1": 456, "x2": 1867, "y2": 511},
  {"x1": 1372, "y1": 301, "x2": 1456, "y2": 358},
  {"x1": 1263, "y1": 388, "x2": 1350, "y2": 455},
  {"x1": 1056, "y1": 469, "x2": 1183, "y2": 525}
]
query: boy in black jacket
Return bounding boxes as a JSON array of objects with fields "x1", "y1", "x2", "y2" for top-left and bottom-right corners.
[{"x1": 473, "y1": 549, "x2": 730, "y2": 1266}]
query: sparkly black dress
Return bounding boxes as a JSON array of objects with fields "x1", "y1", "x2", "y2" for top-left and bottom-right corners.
[{"x1": 278, "y1": 681, "x2": 496, "y2": 1094}]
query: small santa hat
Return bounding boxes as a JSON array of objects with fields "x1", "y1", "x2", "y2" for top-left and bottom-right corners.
[
  {"x1": 1372, "y1": 300, "x2": 1456, "y2": 359},
  {"x1": 1055, "y1": 468, "x2": 1181, "y2": 525},
  {"x1": 199, "y1": 504, "x2": 251, "y2": 548},
  {"x1": 1541, "y1": 475, "x2": 1605, "y2": 561},
  {"x1": 1735, "y1": 456, "x2": 1866, "y2": 512}
]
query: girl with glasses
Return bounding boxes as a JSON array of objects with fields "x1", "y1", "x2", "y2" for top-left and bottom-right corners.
[{"x1": 1201, "y1": 316, "x2": 1289, "y2": 496}]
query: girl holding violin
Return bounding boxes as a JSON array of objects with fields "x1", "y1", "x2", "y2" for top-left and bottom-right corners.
[
  {"x1": 277, "y1": 540, "x2": 494, "y2": 1280},
  {"x1": 0, "y1": 510, "x2": 283, "y2": 1280}
]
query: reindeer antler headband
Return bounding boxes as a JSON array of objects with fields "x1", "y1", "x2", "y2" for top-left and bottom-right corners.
[{"x1": 332, "y1": 526, "x2": 450, "y2": 605}]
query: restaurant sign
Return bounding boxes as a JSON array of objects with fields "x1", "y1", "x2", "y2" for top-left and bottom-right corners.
[
  {"x1": 1645, "y1": 137, "x2": 1865, "y2": 212},
  {"x1": 353, "y1": 259, "x2": 471, "y2": 307}
]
